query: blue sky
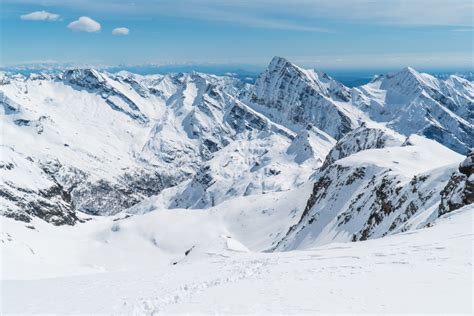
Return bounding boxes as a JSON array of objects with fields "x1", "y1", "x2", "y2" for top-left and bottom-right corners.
[{"x1": 1, "y1": 0, "x2": 473, "y2": 71}]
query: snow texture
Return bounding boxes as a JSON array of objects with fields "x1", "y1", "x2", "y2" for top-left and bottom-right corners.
[{"x1": 1, "y1": 56, "x2": 473, "y2": 314}]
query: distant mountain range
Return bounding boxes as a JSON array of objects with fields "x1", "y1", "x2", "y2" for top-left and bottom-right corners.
[
  {"x1": 1, "y1": 56, "x2": 473, "y2": 251},
  {"x1": 2, "y1": 61, "x2": 473, "y2": 87}
]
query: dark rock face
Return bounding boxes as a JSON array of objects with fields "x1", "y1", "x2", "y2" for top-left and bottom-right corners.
[
  {"x1": 274, "y1": 157, "x2": 455, "y2": 250},
  {"x1": 61, "y1": 168, "x2": 179, "y2": 216},
  {"x1": 226, "y1": 103, "x2": 268, "y2": 133},
  {"x1": 63, "y1": 69, "x2": 106, "y2": 90},
  {"x1": 439, "y1": 150, "x2": 474, "y2": 216},
  {"x1": 321, "y1": 125, "x2": 403, "y2": 169},
  {"x1": 1, "y1": 155, "x2": 181, "y2": 224},
  {"x1": 0, "y1": 182, "x2": 81, "y2": 226},
  {"x1": 459, "y1": 150, "x2": 474, "y2": 176}
]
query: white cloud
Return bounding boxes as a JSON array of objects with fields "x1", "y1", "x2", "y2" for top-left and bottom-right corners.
[
  {"x1": 10, "y1": 0, "x2": 474, "y2": 29},
  {"x1": 20, "y1": 11, "x2": 60, "y2": 21},
  {"x1": 68, "y1": 16, "x2": 101, "y2": 33},
  {"x1": 112, "y1": 27, "x2": 130, "y2": 36}
]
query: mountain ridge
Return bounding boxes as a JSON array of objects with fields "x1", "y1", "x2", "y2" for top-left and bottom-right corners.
[{"x1": 1, "y1": 57, "x2": 472, "y2": 252}]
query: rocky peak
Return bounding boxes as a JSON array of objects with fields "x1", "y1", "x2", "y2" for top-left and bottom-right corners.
[
  {"x1": 249, "y1": 57, "x2": 358, "y2": 139},
  {"x1": 258, "y1": 56, "x2": 349, "y2": 101},
  {"x1": 438, "y1": 149, "x2": 474, "y2": 216},
  {"x1": 267, "y1": 56, "x2": 292, "y2": 70},
  {"x1": 321, "y1": 124, "x2": 405, "y2": 169},
  {"x1": 255, "y1": 56, "x2": 313, "y2": 93},
  {"x1": 62, "y1": 68, "x2": 106, "y2": 90},
  {"x1": 380, "y1": 66, "x2": 439, "y2": 96},
  {"x1": 459, "y1": 149, "x2": 474, "y2": 176}
]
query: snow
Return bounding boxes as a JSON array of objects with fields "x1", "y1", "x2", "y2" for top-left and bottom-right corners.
[
  {"x1": 352, "y1": 67, "x2": 474, "y2": 154},
  {"x1": 337, "y1": 134, "x2": 463, "y2": 178},
  {"x1": 224, "y1": 236, "x2": 250, "y2": 252},
  {"x1": 1, "y1": 57, "x2": 473, "y2": 314},
  {"x1": 1, "y1": 204, "x2": 472, "y2": 314},
  {"x1": 275, "y1": 134, "x2": 465, "y2": 251}
]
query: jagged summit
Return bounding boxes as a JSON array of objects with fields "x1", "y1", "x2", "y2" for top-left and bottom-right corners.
[
  {"x1": 352, "y1": 64, "x2": 473, "y2": 154},
  {"x1": 249, "y1": 56, "x2": 356, "y2": 139},
  {"x1": 381, "y1": 66, "x2": 436, "y2": 90},
  {"x1": 268, "y1": 56, "x2": 293, "y2": 69},
  {"x1": 61, "y1": 68, "x2": 109, "y2": 90},
  {"x1": 400, "y1": 66, "x2": 417, "y2": 74},
  {"x1": 263, "y1": 56, "x2": 350, "y2": 100},
  {"x1": 1, "y1": 57, "x2": 473, "y2": 227}
]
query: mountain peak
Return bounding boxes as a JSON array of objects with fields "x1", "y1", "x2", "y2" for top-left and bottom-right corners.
[
  {"x1": 269, "y1": 56, "x2": 291, "y2": 66},
  {"x1": 266, "y1": 56, "x2": 301, "y2": 75},
  {"x1": 386, "y1": 66, "x2": 422, "y2": 82},
  {"x1": 401, "y1": 66, "x2": 417, "y2": 74},
  {"x1": 379, "y1": 66, "x2": 426, "y2": 92},
  {"x1": 62, "y1": 68, "x2": 106, "y2": 89},
  {"x1": 63, "y1": 67, "x2": 103, "y2": 80}
]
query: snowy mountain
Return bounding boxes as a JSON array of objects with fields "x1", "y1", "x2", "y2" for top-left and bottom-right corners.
[
  {"x1": 275, "y1": 135, "x2": 464, "y2": 250},
  {"x1": 1, "y1": 69, "x2": 259, "y2": 221},
  {"x1": 352, "y1": 67, "x2": 474, "y2": 154},
  {"x1": 247, "y1": 56, "x2": 360, "y2": 139},
  {"x1": 1, "y1": 56, "x2": 473, "y2": 314},
  {"x1": 1, "y1": 57, "x2": 472, "y2": 228}
]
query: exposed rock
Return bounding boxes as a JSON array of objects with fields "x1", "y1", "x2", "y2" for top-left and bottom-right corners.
[
  {"x1": 321, "y1": 124, "x2": 404, "y2": 169},
  {"x1": 439, "y1": 150, "x2": 474, "y2": 216}
]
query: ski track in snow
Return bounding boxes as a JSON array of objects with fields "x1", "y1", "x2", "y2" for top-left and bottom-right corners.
[{"x1": 2, "y1": 205, "x2": 472, "y2": 314}]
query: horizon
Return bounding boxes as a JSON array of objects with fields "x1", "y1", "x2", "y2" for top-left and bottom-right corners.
[
  {"x1": 1, "y1": 1, "x2": 473, "y2": 70},
  {"x1": 1, "y1": 56, "x2": 473, "y2": 88}
]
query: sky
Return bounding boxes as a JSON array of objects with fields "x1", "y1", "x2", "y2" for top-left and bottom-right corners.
[{"x1": 1, "y1": 0, "x2": 473, "y2": 71}]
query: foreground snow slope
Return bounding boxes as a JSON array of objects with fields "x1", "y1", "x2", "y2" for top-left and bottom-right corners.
[
  {"x1": 1, "y1": 185, "x2": 312, "y2": 280},
  {"x1": 2, "y1": 204, "x2": 472, "y2": 314}
]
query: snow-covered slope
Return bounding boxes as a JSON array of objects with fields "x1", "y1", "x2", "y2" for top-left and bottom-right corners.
[
  {"x1": 275, "y1": 135, "x2": 464, "y2": 250},
  {"x1": 0, "y1": 57, "x2": 472, "y2": 228},
  {"x1": 1, "y1": 184, "x2": 312, "y2": 280},
  {"x1": 2, "y1": 202, "x2": 472, "y2": 314},
  {"x1": 1, "y1": 68, "x2": 323, "y2": 222},
  {"x1": 1, "y1": 57, "x2": 473, "y2": 314},
  {"x1": 352, "y1": 67, "x2": 474, "y2": 154},
  {"x1": 1, "y1": 69, "x2": 171, "y2": 220},
  {"x1": 247, "y1": 56, "x2": 363, "y2": 139},
  {"x1": 320, "y1": 122, "x2": 405, "y2": 169}
]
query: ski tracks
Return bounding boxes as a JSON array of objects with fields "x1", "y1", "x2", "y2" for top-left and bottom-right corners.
[{"x1": 129, "y1": 257, "x2": 271, "y2": 315}]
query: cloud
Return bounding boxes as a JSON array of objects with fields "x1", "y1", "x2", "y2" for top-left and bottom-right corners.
[
  {"x1": 68, "y1": 16, "x2": 101, "y2": 33},
  {"x1": 112, "y1": 27, "x2": 130, "y2": 36},
  {"x1": 20, "y1": 10, "x2": 60, "y2": 21},
  {"x1": 9, "y1": 0, "x2": 474, "y2": 29}
]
